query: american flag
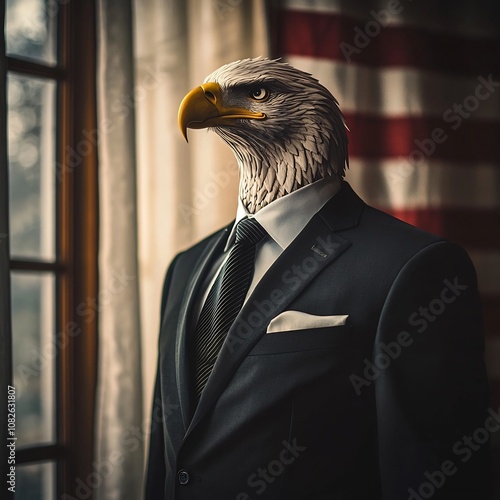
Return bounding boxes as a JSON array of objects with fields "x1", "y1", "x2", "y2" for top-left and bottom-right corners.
[{"x1": 272, "y1": 0, "x2": 500, "y2": 490}]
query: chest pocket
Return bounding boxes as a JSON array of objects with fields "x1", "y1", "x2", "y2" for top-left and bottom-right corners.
[{"x1": 248, "y1": 324, "x2": 357, "y2": 355}]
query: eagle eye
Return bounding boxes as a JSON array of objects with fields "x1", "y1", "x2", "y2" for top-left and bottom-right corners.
[{"x1": 248, "y1": 87, "x2": 269, "y2": 101}]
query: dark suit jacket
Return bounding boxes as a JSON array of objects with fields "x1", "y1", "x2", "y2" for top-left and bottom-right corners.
[{"x1": 145, "y1": 182, "x2": 490, "y2": 500}]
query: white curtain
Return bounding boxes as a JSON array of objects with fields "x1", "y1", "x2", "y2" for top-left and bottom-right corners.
[
  {"x1": 96, "y1": 1, "x2": 269, "y2": 498},
  {"x1": 95, "y1": 1, "x2": 143, "y2": 499}
]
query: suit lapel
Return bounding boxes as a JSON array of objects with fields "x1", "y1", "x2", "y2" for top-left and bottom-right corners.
[
  {"x1": 175, "y1": 225, "x2": 231, "y2": 429},
  {"x1": 186, "y1": 182, "x2": 365, "y2": 435}
]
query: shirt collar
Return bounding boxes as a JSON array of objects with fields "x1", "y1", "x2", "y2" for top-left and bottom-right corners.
[{"x1": 225, "y1": 177, "x2": 341, "y2": 252}]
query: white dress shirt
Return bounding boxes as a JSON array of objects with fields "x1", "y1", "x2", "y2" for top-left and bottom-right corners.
[{"x1": 193, "y1": 176, "x2": 341, "y2": 321}]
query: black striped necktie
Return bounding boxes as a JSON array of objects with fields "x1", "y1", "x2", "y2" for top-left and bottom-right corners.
[{"x1": 194, "y1": 217, "x2": 267, "y2": 399}]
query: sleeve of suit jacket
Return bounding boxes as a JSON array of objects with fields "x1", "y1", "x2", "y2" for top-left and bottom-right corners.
[
  {"x1": 145, "y1": 254, "x2": 180, "y2": 499},
  {"x1": 375, "y1": 241, "x2": 491, "y2": 499}
]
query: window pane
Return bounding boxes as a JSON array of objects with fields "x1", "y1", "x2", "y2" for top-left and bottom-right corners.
[
  {"x1": 11, "y1": 272, "x2": 55, "y2": 446},
  {"x1": 5, "y1": 0, "x2": 58, "y2": 65},
  {"x1": 16, "y1": 461, "x2": 56, "y2": 499},
  {"x1": 8, "y1": 74, "x2": 56, "y2": 261}
]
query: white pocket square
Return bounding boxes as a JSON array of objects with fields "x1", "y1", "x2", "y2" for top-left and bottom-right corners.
[{"x1": 266, "y1": 311, "x2": 349, "y2": 334}]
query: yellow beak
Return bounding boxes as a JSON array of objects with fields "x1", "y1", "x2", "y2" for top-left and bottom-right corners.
[{"x1": 178, "y1": 82, "x2": 266, "y2": 142}]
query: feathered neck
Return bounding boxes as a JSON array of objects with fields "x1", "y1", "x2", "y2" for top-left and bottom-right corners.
[{"x1": 216, "y1": 127, "x2": 338, "y2": 214}]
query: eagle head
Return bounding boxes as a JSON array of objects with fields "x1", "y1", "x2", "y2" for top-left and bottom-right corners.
[{"x1": 178, "y1": 57, "x2": 348, "y2": 213}]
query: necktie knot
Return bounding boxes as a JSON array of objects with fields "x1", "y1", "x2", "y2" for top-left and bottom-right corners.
[{"x1": 235, "y1": 217, "x2": 267, "y2": 246}]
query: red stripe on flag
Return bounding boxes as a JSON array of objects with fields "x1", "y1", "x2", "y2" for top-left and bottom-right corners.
[
  {"x1": 275, "y1": 10, "x2": 500, "y2": 76},
  {"x1": 384, "y1": 208, "x2": 500, "y2": 250},
  {"x1": 344, "y1": 114, "x2": 500, "y2": 163}
]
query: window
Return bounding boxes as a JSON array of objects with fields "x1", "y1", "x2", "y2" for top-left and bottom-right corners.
[{"x1": 1, "y1": 0, "x2": 98, "y2": 497}]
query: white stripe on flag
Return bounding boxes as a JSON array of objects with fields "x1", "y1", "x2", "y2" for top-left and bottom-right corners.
[
  {"x1": 285, "y1": 56, "x2": 500, "y2": 119},
  {"x1": 345, "y1": 160, "x2": 500, "y2": 210}
]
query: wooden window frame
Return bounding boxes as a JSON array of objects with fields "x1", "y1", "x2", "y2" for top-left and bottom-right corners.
[
  {"x1": 2, "y1": 1, "x2": 98, "y2": 496},
  {"x1": 0, "y1": 0, "x2": 13, "y2": 490}
]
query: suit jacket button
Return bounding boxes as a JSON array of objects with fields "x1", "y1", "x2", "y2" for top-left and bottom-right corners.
[{"x1": 178, "y1": 469, "x2": 190, "y2": 485}]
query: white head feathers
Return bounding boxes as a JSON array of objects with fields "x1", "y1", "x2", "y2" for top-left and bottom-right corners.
[{"x1": 203, "y1": 57, "x2": 349, "y2": 213}]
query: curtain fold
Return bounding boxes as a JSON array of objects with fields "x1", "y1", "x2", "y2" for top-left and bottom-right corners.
[{"x1": 95, "y1": 1, "x2": 143, "y2": 499}]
